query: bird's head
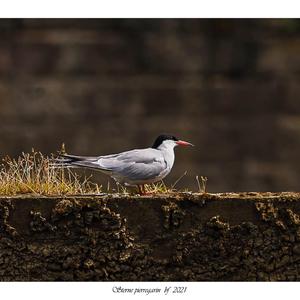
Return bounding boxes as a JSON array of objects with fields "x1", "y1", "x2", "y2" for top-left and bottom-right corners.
[{"x1": 152, "y1": 134, "x2": 194, "y2": 150}]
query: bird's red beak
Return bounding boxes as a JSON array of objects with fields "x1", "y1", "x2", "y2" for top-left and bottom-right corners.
[{"x1": 176, "y1": 140, "x2": 194, "y2": 147}]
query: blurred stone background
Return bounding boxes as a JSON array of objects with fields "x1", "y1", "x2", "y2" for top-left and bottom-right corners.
[{"x1": 1, "y1": 19, "x2": 300, "y2": 192}]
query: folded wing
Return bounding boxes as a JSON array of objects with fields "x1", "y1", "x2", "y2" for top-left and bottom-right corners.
[
  {"x1": 56, "y1": 149, "x2": 167, "y2": 181},
  {"x1": 97, "y1": 149, "x2": 166, "y2": 181}
]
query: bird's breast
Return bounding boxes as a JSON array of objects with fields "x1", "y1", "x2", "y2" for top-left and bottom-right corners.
[{"x1": 161, "y1": 150, "x2": 175, "y2": 172}]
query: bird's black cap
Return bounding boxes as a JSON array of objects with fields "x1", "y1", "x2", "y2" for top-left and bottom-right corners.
[{"x1": 152, "y1": 134, "x2": 179, "y2": 148}]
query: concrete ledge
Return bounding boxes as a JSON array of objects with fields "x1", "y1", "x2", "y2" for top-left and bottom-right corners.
[{"x1": 1, "y1": 192, "x2": 300, "y2": 281}]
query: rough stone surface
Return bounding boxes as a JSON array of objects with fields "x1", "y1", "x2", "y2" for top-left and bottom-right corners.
[{"x1": 1, "y1": 192, "x2": 300, "y2": 281}]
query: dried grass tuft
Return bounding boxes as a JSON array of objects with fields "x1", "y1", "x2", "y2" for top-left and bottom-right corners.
[{"x1": 0, "y1": 150, "x2": 101, "y2": 196}]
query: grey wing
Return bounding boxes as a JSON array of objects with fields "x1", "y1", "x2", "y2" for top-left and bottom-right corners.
[
  {"x1": 51, "y1": 154, "x2": 101, "y2": 169},
  {"x1": 118, "y1": 159, "x2": 166, "y2": 181},
  {"x1": 57, "y1": 149, "x2": 166, "y2": 181},
  {"x1": 55, "y1": 154, "x2": 102, "y2": 170},
  {"x1": 62, "y1": 154, "x2": 100, "y2": 161},
  {"x1": 97, "y1": 149, "x2": 167, "y2": 180}
]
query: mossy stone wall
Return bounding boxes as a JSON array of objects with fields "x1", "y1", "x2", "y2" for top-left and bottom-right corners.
[{"x1": 1, "y1": 192, "x2": 300, "y2": 281}]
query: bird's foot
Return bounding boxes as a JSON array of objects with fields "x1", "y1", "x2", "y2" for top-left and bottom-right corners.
[{"x1": 137, "y1": 184, "x2": 147, "y2": 195}]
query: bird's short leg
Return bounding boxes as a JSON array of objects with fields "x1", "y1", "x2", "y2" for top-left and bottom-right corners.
[
  {"x1": 137, "y1": 184, "x2": 149, "y2": 195},
  {"x1": 137, "y1": 185, "x2": 144, "y2": 195}
]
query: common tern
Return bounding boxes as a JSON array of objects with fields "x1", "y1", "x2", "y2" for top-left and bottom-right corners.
[{"x1": 53, "y1": 134, "x2": 193, "y2": 194}]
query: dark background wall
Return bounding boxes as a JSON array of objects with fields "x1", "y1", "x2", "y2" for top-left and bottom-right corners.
[{"x1": 1, "y1": 19, "x2": 300, "y2": 192}]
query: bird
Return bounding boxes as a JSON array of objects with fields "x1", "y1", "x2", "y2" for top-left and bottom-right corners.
[{"x1": 52, "y1": 134, "x2": 194, "y2": 194}]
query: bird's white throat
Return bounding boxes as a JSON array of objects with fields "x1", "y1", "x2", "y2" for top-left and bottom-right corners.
[{"x1": 157, "y1": 140, "x2": 176, "y2": 171}]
